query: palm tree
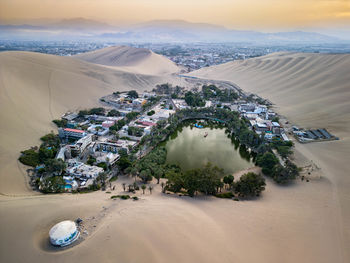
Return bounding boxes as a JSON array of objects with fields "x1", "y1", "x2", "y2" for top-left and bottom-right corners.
[
  {"x1": 141, "y1": 184, "x2": 146, "y2": 194},
  {"x1": 148, "y1": 185, "x2": 153, "y2": 194},
  {"x1": 131, "y1": 167, "x2": 138, "y2": 182}
]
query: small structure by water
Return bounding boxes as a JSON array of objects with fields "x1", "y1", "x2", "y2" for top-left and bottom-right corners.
[
  {"x1": 49, "y1": 220, "x2": 80, "y2": 247},
  {"x1": 194, "y1": 123, "x2": 203, "y2": 128}
]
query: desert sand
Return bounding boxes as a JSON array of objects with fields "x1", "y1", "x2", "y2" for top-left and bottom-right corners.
[
  {"x1": 74, "y1": 46, "x2": 181, "y2": 75},
  {"x1": 189, "y1": 52, "x2": 350, "y2": 261},
  {"x1": 0, "y1": 50, "x2": 349, "y2": 263}
]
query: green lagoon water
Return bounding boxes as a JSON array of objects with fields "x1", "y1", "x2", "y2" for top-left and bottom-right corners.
[{"x1": 164, "y1": 125, "x2": 254, "y2": 174}]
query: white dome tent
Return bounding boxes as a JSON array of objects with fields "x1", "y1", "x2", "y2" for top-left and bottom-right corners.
[{"x1": 49, "y1": 220, "x2": 80, "y2": 247}]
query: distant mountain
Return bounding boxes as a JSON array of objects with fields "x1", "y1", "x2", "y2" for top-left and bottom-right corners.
[
  {"x1": 99, "y1": 20, "x2": 340, "y2": 43},
  {"x1": 49, "y1": 18, "x2": 117, "y2": 31},
  {"x1": 0, "y1": 18, "x2": 342, "y2": 43}
]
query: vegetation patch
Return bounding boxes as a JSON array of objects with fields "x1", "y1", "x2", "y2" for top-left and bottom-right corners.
[
  {"x1": 215, "y1": 192, "x2": 234, "y2": 199},
  {"x1": 111, "y1": 195, "x2": 131, "y2": 200}
]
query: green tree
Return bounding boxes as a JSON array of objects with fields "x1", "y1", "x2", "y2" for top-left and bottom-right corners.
[
  {"x1": 18, "y1": 149, "x2": 40, "y2": 167},
  {"x1": 89, "y1": 107, "x2": 105, "y2": 116},
  {"x1": 154, "y1": 167, "x2": 164, "y2": 184},
  {"x1": 117, "y1": 157, "x2": 131, "y2": 171},
  {"x1": 97, "y1": 162, "x2": 108, "y2": 171},
  {"x1": 139, "y1": 169, "x2": 152, "y2": 183},
  {"x1": 39, "y1": 176, "x2": 65, "y2": 193},
  {"x1": 276, "y1": 146, "x2": 293, "y2": 159},
  {"x1": 126, "y1": 112, "x2": 139, "y2": 122},
  {"x1": 87, "y1": 156, "x2": 96, "y2": 165},
  {"x1": 147, "y1": 110, "x2": 155, "y2": 116},
  {"x1": 184, "y1": 91, "x2": 205, "y2": 107},
  {"x1": 107, "y1": 109, "x2": 121, "y2": 117},
  {"x1": 256, "y1": 152, "x2": 279, "y2": 176},
  {"x1": 44, "y1": 159, "x2": 66, "y2": 175},
  {"x1": 165, "y1": 171, "x2": 184, "y2": 193},
  {"x1": 223, "y1": 175, "x2": 234, "y2": 189},
  {"x1": 272, "y1": 160, "x2": 299, "y2": 184},
  {"x1": 141, "y1": 184, "x2": 146, "y2": 194},
  {"x1": 235, "y1": 172, "x2": 266, "y2": 197},
  {"x1": 127, "y1": 90, "x2": 139, "y2": 98}
]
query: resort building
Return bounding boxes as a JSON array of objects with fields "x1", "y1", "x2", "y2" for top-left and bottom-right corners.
[
  {"x1": 70, "y1": 134, "x2": 93, "y2": 154},
  {"x1": 66, "y1": 160, "x2": 104, "y2": 179},
  {"x1": 59, "y1": 128, "x2": 87, "y2": 139}
]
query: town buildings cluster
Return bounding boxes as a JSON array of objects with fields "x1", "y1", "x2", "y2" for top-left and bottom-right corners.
[
  {"x1": 237, "y1": 103, "x2": 289, "y2": 142},
  {"x1": 48, "y1": 83, "x2": 335, "y2": 192},
  {"x1": 54, "y1": 91, "x2": 176, "y2": 190}
]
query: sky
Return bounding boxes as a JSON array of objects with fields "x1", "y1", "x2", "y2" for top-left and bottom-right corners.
[{"x1": 1, "y1": 0, "x2": 350, "y2": 30}]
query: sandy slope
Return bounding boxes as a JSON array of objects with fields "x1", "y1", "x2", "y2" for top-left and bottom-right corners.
[
  {"x1": 0, "y1": 50, "x2": 349, "y2": 263},
  {"x1": 190, "y1": 52, "x2": 350, "y2": 261},
  {"x1": 0, "y1": 176, "x2": 344, "y2": 263},
  {"x1": 189, "y1": 52, "x2": 350, "y2": 133},
  {"x1": 74, "y1": 46, "x2": 181, "y2": 75},
  {"x1": 0, "y1": 51, "x2": 173, "y2": 195}
]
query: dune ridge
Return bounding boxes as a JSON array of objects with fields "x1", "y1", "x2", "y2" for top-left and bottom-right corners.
[
  {"x1": 190, "y1": 52, "x2": 350, "y2": 261},
  {"x1": 74, "y1": 45, "x2": 181, "y2": 75},
  {"x1": 0, "y1": 50, "x2": 176, "y2": 195},
  {"x1": 0, "y1": 50, "x2": 349, "y2": 263},
  {"x1": 189, "y1": 52, "x2": 350, "y2": 132}
]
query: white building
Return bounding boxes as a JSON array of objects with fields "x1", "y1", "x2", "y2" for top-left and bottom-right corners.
[
  {"x1": 66, "y1": 160, "x2": 104, "y2": 179},
  {"x1": 71, "y1": 134, "x2": 93, "y2": 154},
  {"x1": 49, "y1": 220, "x2": 80, "y2": 247}
]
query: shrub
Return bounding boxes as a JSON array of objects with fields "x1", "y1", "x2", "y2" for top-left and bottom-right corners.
[
  {"x1": 127, "y1": 90, "x2": 139, "y2": 98},
  {"x1": 147, "y1": 110, "x2": 155, "y2": 116},
  {"x1": 52, "y1": 119, "x2": 67, "y2": 128},
  {"x1": 215, "y1": 192, "x2": 234, "y2": 199},
  {"x1": 107, "y1": 109, "x2": 121, "y2": 117},
  {"x1": 111, "y1": 195, "x2": 130, "y2": 200},
  {"x1": 19, "y1": 149, "x2": 40, "y2": 167},
  {"x1": 97, "y1": 162, "x2": 108, "y2": 171},
  {"x1": 89, "y1": 107, "x2": 105, "y2": 116}
]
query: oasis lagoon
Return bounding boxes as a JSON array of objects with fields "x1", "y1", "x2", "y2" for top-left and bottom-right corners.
[{"x1": 164, "y1": 124, "x2": 254, "y2": 174}]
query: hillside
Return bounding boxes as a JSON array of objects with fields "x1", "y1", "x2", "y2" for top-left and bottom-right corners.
[
  {"x1": 0, "y1": 51, "x2": 349, "y2": 263},
  {"x1": 0, "y1": 50, "x2": 174, "y2": 194},
  {"x1": 190, "y1": 52, "x2": 350, "y2": 260},
  {"x1": 189, "y1": 52, "x2": 350, "y2": 132},
  {"x1": 74, "y1": 46, "x2": 181, "y2": 75}
]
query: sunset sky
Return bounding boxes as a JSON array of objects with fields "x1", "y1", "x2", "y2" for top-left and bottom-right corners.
[{"x1": 1, "y1": 0, "x2": 350, "y2": 30}]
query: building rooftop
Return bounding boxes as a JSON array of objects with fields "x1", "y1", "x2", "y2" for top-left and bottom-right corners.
[
  {"x1": 64, "y1": 128, "x2": 85, "y2": 133},
  {"x1": 49, "y1": 220, "x2": 79, "y2": 247}
]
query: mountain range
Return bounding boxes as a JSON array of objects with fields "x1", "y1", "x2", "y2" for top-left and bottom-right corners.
[{"x1": 0, "y1": 18, "x2": 346, "y2": 43}]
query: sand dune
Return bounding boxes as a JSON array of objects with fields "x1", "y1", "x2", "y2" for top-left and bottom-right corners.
[
  {"x1": 74, "y1": 46, "x2": 181, "y2": 75},
  {"x1": 190, "y1": 52, "x2": 350, "y2": 261},
  {"x1": 0, "y1": 51, "x2": 174, "y2": 195},
  {"x1": 189, "y1": 52, "x2": 350, "y2": 133},
  {"x1": 0, "y1": 50, "x2": 349, "y2": 263}
]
